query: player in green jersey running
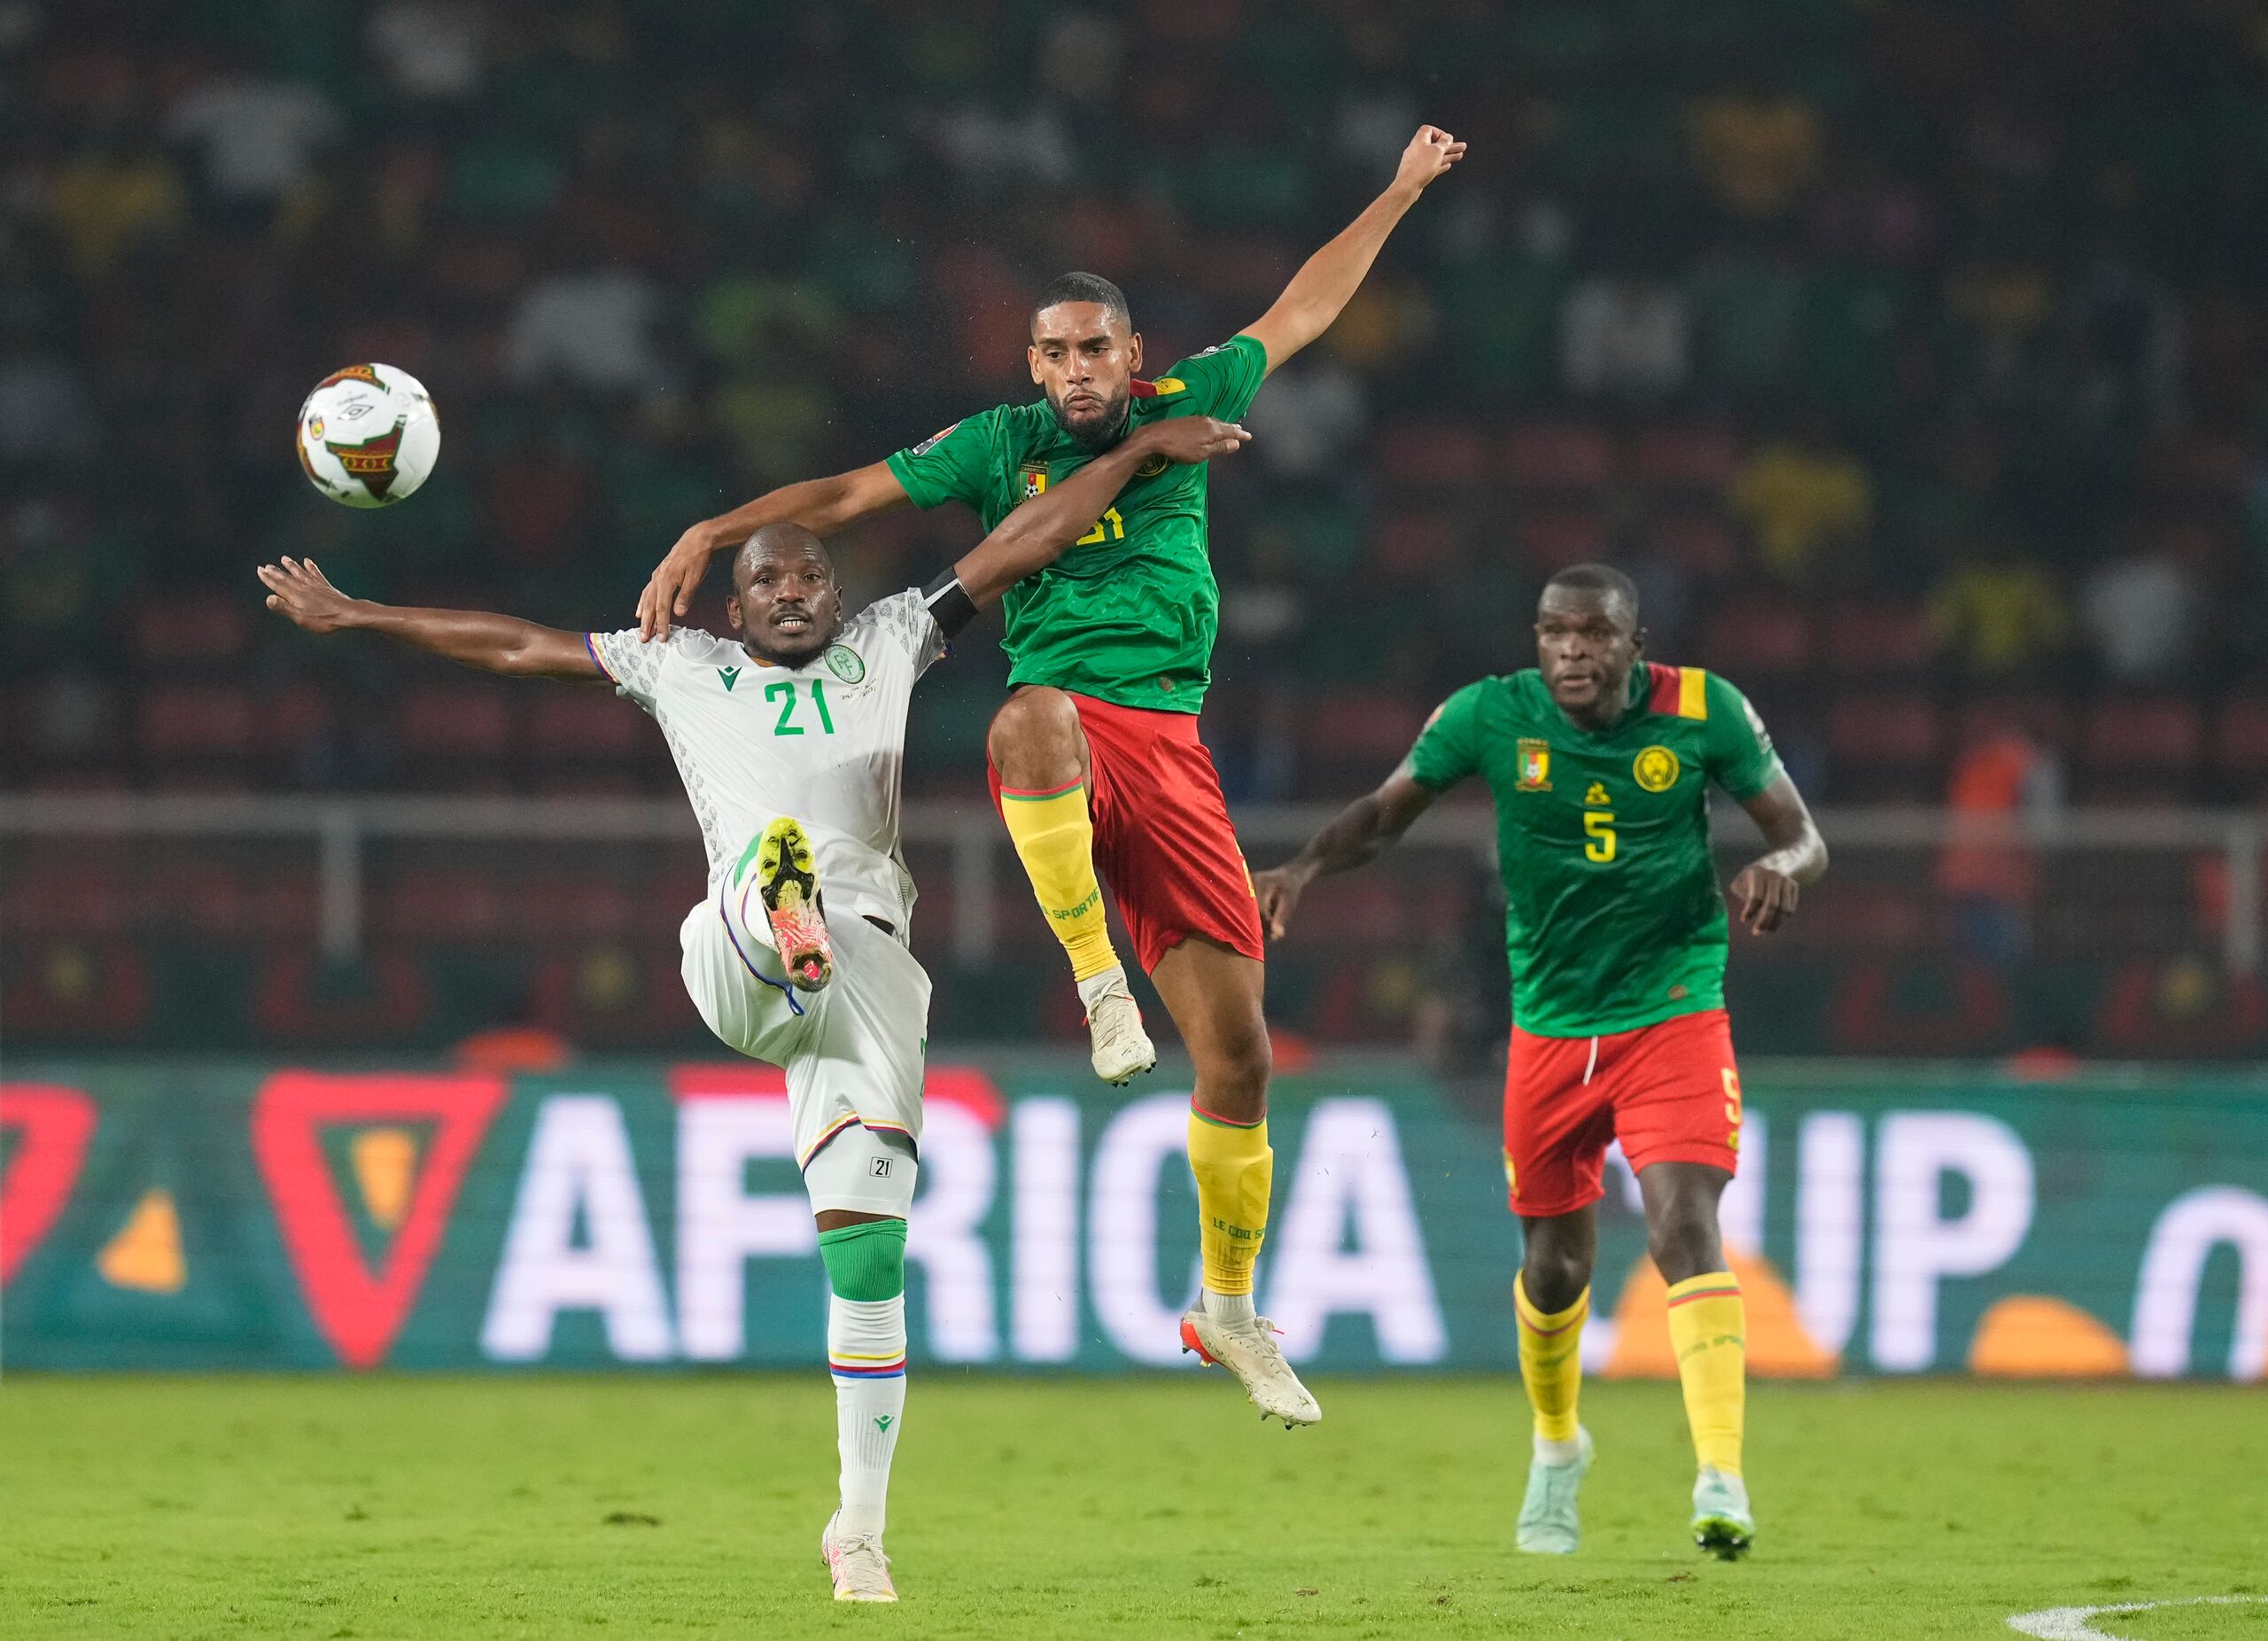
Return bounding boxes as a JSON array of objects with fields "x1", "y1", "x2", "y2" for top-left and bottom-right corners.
[
  {"x1": 637, "y1": 126, "x2": 1466, "y2": 1427},
  {"x1": 1254, "y1": 564, "x2": 1828, "y2": 1558}
]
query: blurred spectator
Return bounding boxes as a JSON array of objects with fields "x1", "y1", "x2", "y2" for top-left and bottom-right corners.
[
  {"x1": 503, "y1": 263, "x2": 670, "y2": 399},
  {"x1": 366, "y1": 2, "x2": 489, "y2": 102},
  {"x1": 1728, "y1": 417, "x2": 1873, "y2": 582},
  {"x1": 0, "y1": 341, "x2": 97, "y2": 467},
  {"x1": 1560, "y1": 270, "x2": 1689, "y2": 401},
  {"x1": 166, "y1": 71, "x2": 339, "y2": 208},
  {"x1": 1938, "y1": 719, "x2": 2064, "y2": 970},
  {"x1": 1928, "y1": 539, "x2": 2070, "y2": 679},
  {"x1": 44, "y1": 132, "x2": 188, "y2": 280},
  {"x1": 1685, "y1": 81, "x2": 1822, "y2": 220},
  {"x1": 2080, "y1": 538, "x2": 2198, "y2": 686},
  {"x1": 1244, "y1": 360, "x2": 1365, "y2": 479}
]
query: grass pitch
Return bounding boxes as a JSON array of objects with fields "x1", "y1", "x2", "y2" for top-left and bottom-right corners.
[{"x1": 3, "y1": 1377, "x2": 2263, "y2": 1640}]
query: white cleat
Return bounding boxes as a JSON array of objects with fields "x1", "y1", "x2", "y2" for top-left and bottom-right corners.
[
  {"x1": 1082, "y1": 971, "x2": 1156, "y2": 1085},
  {"x1": 819, "y1": 1511, "x2": 897, "y2": 1603},
  {"x1": 1179, "y1": 1307, "x2": 1322, "y2": 1428}
]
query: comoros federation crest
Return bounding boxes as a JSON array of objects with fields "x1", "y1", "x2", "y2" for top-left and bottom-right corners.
[{"x1": 824, "y1": 644, "x2": 866, "y2": 684}]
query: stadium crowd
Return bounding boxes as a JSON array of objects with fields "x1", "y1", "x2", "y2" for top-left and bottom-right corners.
[
  {"x1": 6, "y1": 0, "x2": 2268, "y2": 812},
  {"x1": 9, "y1": 0, "x2": 2268, "y2": 1058}
]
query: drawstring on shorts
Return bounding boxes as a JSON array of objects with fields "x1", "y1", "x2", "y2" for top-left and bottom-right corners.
[{"x1": 1582, "y1": 1035, "x2": 1600, "y2": 1085}]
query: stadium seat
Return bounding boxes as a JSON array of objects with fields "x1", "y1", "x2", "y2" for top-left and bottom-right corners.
[
  {"x1": 1823, "y1": 602, "x2": 1932, "y2": 677},
  {"x1": 510, "y1": 873, "x2": 637, "y2": 940},
  {"x1": 1377, "y1": 423, "x2": 1489, "y2": 487},
  {"x1": 3, "y1": 862, "x2": 129, "y2": 937},
  {"x1": 1518, "y1": 510, "x2": 1609, "y2": 573},
  {"x1": 395, "y1": 685, "x2": 517, "y2": 762},
  {"x1": 2078, "y1": 696, "x2": 2204, "y2": 798},
  {"x1": 1297, "y1": 692, "x2": 1430, "y2": 789},
  {"x1": 1629, "y1": 424, "x2": 1744, "y2": 492},
  {"x1": 144, "y1": 862, "x2": 251, "y2": 937},
  {"x1": 528, "y1": 690, "x2": 648, "y2": 762},
  {"x1": 376, "y1": 870, "x2": 510, "y2": 943},
  {"x1": 263, "y1": 682, "x2": 335, "y2": 756},
  {"x1": 135, "y1": 685, "x2": 257, "y2": 761},
  {"x1": 1504, "y1": 420, "x2": 1617, "y2": 491},
  {"x1": 1643, "y1": 512, "x2": 1741, "y2": 578},
  {"x1": 1825, "y1": 695, "x2": 1943, "y2": 800},
  {"x1": 1374, "y1": 512, "x2": 1457, "y2": 574},
  {"x1": 2209, "y1": 696, "x2": 2268, "y2": 791},
  {"x1": 1701, "y1": 598, "x2": 1814, "y2": 678},
  {"x1": 131, "y1": 595, "x2": 248, "y2": 668}
]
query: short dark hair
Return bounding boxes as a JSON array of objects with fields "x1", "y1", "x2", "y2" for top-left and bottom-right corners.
[
  {"x1": 738, "y1": 521, "x2": 834, "y2": 574},
  {"x1": 1542, "y1": 562, "x2": 1640, "y2": 618},
  {"x1": 1032, "y1": 271, "x2": 1130, "y2": 330}
]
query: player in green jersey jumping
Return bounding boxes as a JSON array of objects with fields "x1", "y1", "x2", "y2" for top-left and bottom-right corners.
[
  {"x1": 637, "y1": 126, "x2": 1466, "y2": 1426},
  {"x1": 1254, "y1": 564, "x2": 1828, "y2": 1557}
]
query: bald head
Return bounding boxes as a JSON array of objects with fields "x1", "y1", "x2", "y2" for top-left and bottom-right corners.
[{"x1": 728, "y1": 521, "x2": 842, "y2": 665}]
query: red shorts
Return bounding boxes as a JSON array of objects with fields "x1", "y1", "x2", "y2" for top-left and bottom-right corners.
[
  {"x1": 987, "y1": 692, "x2": 1264, "y2": 975},
  {"x1": 1502, "y1": 1008, "x2": 1743, "y2": 1218}
]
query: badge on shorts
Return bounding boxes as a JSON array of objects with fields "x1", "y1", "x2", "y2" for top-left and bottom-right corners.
[
  {"x1": 824, "y1": 645, "x2": 865, "y2": 684},
  {"x1": 869, "y1": 1155, "x2": 892, "y2": 1178},
  {"x1": 1634, "y1": 745, "x2": 1682, "y2": 792},
  {"x1": 1517, "y1": 738, "x2": 1552, "y2": 792}
]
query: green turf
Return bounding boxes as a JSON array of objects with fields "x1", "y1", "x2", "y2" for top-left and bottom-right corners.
[{"x1": 2, "y1": 1377, "x2": 2262, "y2": 1640}]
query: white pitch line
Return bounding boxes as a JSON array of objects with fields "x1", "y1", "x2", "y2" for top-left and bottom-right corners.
[{"x1": 2008, "y1": 1595, "x2": 2267, "y2": 1639}]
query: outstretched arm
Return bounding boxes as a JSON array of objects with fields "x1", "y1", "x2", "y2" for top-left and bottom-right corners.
[
  {"x1": 1250, "y1": 766, "x2": 1442, "y2": 938},
  {"x1": 258, "y1": 557, "x2": 602, "y2": 681},
  {"x1": 1239, "y1": 126, "x2": 1465, "y2": 377},
  {"x1": 640, "y1": 460, "x2": 910, "y2": 641},
  {"x1": 1728, "y1": 774, "x2": 1829, "y2": 935},
  {"x1": 949, "y1": 416, "x2": 1250, "y2": 607}
]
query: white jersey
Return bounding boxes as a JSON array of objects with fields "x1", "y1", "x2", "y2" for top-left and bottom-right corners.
[{"x1": 588, "y1": 590, "x2": 947, "y2": 936}]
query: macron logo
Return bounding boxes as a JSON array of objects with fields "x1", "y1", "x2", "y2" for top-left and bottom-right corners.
[{"x1": 718, "y1": 666, "x2": 741, "y2": 692}]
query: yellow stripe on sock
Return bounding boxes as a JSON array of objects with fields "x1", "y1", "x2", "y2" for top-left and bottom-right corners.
[
  {"x1": 1665, "y1": 1271, "x2": 1745, "y2": 1476},
  {"x1": 998, "y1": 781, "x2": 1119, "y2": 982},
  {"x1": 1187, "y1": 1112, "x2": 1271, "y2": 1297},
  {"x1": 1515, "y1": 1275, "x2": 1588, "y2": 1443}
]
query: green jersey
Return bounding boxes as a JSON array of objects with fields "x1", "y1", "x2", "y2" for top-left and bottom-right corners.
[
  {"x1": 1407, "y1": 663, "x2": 1784, "y2": 1038},
  {"x1": 883, "y1": 333, "x2": 1268, "y2": 712}
]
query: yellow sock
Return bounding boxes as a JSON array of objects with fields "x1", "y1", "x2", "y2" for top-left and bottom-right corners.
[
  {"x1": 1666, "y1": 1272, "x2": 1746, "y2": 1475},
  {"x1": 1186, "y1": 1109, "x2": 1271, "y2": 1296},
  {"x1": 1514, "y1": 1274, "x2": 1588, "y2": 1443},
  {"x1": 999, "y1": 779, "x2": 1119, "y2": 982}
]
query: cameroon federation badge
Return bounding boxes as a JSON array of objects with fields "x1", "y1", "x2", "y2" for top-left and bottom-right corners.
[
  {"x1": 823, "y1": 645, "x2": 866, "y2": 684},
  {"x1": 1634, "y1": 745, "x2": 1682, "y2": 792},
  {"x1": 1019, "y1": 463, "x2": 1049, "y2": 501},
  {"x1": 1517, "y1": 738, "x2": 1552, "y2": 792}
]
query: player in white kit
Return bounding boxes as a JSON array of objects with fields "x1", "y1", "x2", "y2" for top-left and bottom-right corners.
[{"x1": 257, "y1": 412, "x2": 1250, "y2": 1604}]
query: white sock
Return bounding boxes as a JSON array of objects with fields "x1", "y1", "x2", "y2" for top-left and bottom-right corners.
[
  {"x1": 828, "y1": 1295, "x2": 905, "y2": 1539},
  {"x1": 1076, "y1": 964, "x2": 1131, "y2": 1011},
  {"x1": 1534, "y1": 1430, "x2": 1584, "y2": 1466},
  {"x1": 1203, "y1": 1287, "x2": 1257, "y2": 1327}
]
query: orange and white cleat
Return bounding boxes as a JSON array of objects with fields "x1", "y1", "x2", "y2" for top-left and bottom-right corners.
[
  {"x1": 1179, "y1": 1306, "x2": 1322, "y2": 1428},
  {"x1": 757, "y1": 816, "x2": 833, "y2": 991}
]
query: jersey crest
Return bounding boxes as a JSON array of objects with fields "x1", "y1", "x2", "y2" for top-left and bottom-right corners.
[
  {"x1": 1517, "y1": 738, "x2": 1552, "y2": 792},
  {"x1": 823, "y1": 644, "x2": 866, "y2": 684},
  {"x1": 1634, "y1": 746, "x2": 1682, "y2": 792},
  {"x1": 1019, "y1": 462, "x2": 1049, "y2": 500}
]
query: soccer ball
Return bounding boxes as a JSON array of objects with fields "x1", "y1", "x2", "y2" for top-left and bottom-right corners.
[{"x1": 296, "y1": 363, "x2": 440, "y2": 508}]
